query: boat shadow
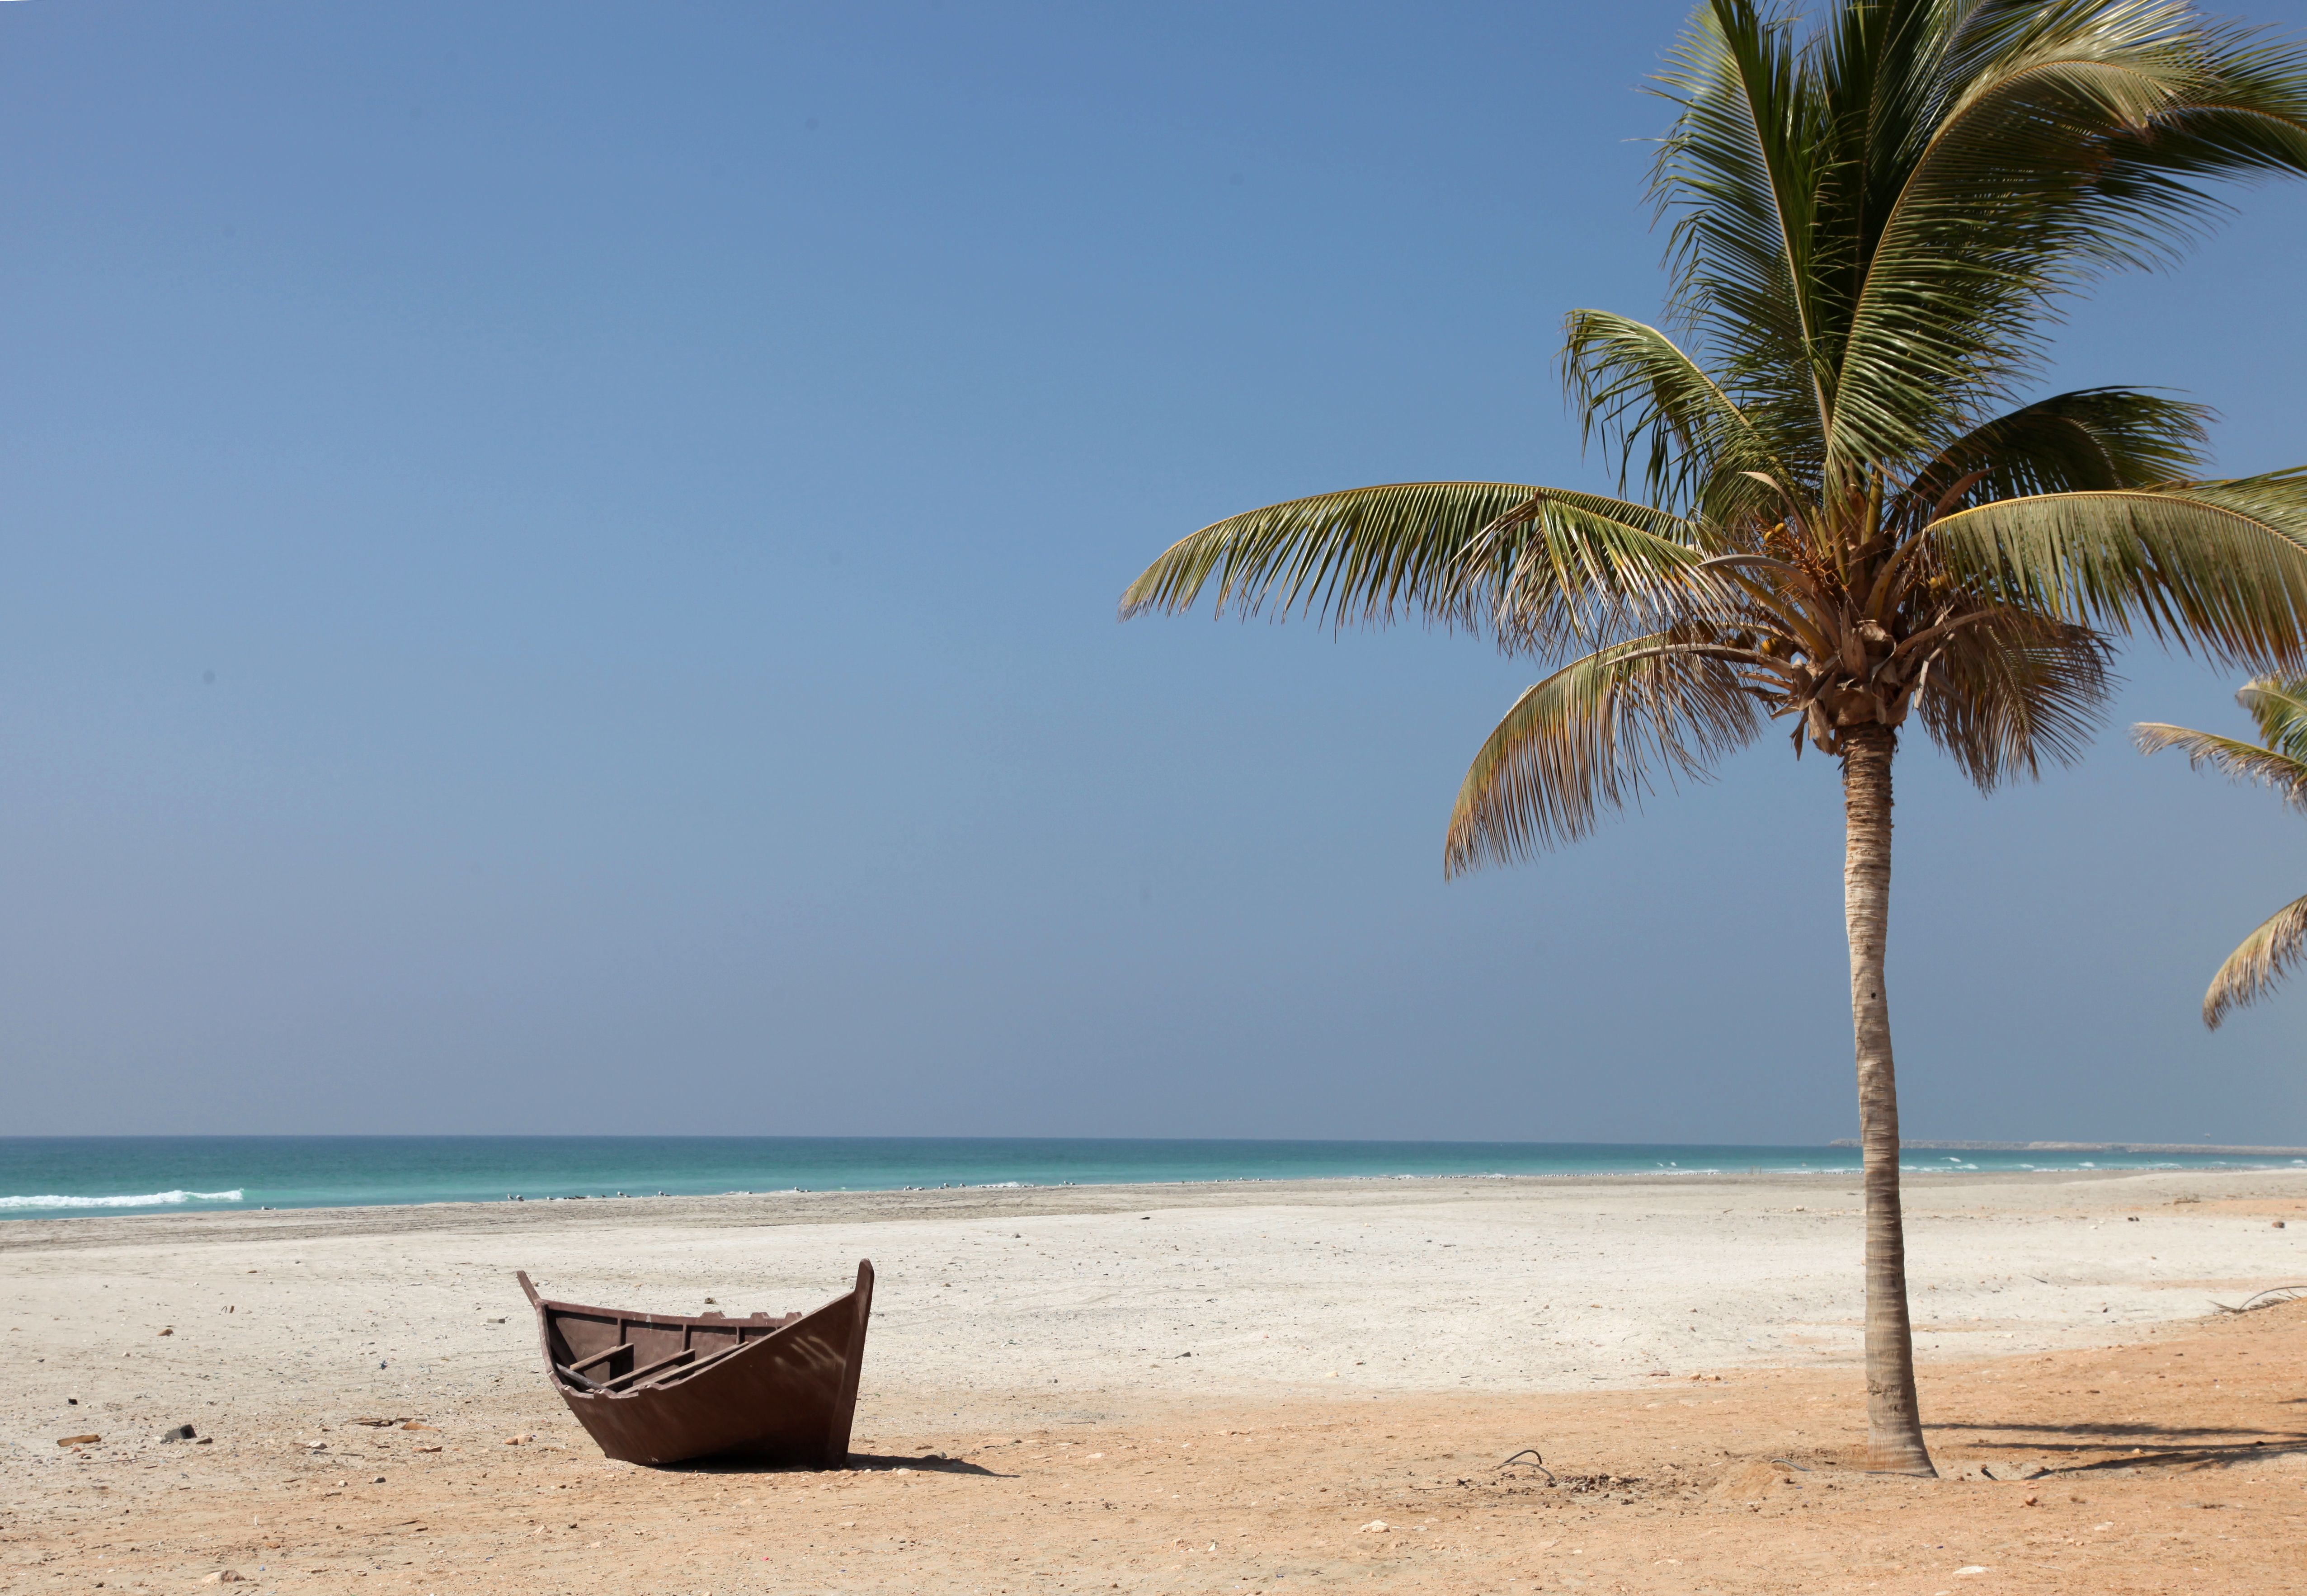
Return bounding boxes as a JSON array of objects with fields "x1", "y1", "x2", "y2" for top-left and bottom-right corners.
[{"x1": 662, "y1": 1451, "x2": 1015, "y2": 1478}]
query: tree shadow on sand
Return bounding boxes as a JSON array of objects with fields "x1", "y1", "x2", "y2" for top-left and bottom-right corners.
[{"x1": 1927, "y1": 1419, "x2": 2307, "y2": 1474}]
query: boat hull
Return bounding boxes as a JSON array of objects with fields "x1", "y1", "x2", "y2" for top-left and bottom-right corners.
[{"x1": 519, "y1": 1260, "x2": 873, "y2": 1468}]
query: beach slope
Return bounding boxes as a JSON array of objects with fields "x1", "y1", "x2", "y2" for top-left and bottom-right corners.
[{"x1": 5, "y1": 1168, "x2": 2304, "y2": 1591}]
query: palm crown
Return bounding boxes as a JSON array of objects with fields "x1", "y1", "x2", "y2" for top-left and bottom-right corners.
[
  {"x1": 1124, "y1": 0, "x2": 2307, "y2": 1474},
  {"x1": 1129, "y1": 0, "x2": 2307, "y2": 855}
]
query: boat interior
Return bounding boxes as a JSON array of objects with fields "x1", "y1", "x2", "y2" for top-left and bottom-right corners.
[{"x1": 519, "y1": 1274, "x2": 807, "y2": 1395}]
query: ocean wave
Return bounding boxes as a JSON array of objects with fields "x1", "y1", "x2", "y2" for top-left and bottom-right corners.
[{"x1": 0, "y1": 1189, "x2": 244, "y2": 1210}]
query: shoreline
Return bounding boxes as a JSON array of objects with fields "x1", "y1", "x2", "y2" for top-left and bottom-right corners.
[
  {"x1": 11, "y1": 1137, "x2": 2304, "y2": 1232},
  {"x1": 1836, "y1": 1138, "x2": 2307, "y2": 1155},
  {"x1": 11, "y1": 1161, "x2": 2307, "y2": 1252}
]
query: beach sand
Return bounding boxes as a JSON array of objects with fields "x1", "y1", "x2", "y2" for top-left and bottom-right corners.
[{"x1": 5, "y1": 1167, "x2": 2306, "y2": 1591}]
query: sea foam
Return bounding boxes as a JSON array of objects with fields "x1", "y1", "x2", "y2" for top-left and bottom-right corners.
[{"x1": 0, "y1": 1188, "x2": 243, "y2": 1210}]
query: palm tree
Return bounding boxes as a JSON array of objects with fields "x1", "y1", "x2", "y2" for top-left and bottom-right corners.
[
  {"x1": 2137, "y1": 678, "x2": 2307, "y2": 1026},
  {"x1": 1123, "y1": 0, "x2": 2307, "y2": 1474}
]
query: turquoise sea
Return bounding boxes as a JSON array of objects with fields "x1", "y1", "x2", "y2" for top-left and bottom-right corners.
[{"x1": 1, "y1": 1136, "x2": 2298, "y2": 1219}]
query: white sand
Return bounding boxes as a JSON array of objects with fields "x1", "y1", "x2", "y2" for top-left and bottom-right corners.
[
  {"x1": 11, "y1": 1170, "x2": 2307, "y2": 1596},
  {"x1": 5, "y1": 1165, "x2": 2303, "y2": 1459}
]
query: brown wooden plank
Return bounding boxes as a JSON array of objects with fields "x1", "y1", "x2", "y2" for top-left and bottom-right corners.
[
  {"x1": 823, "y1": 1259, "x2": 875, "y2": 1468},
  {"x1": 641, "y1": 1342, "x2": 746, "y2": 1388},
  {"x1": 602, "y1": 1348, "x2": 695, "y2": 1391},
  {"x1": 567, "y1": 1342, "x2": 632, "y2": 1376}
]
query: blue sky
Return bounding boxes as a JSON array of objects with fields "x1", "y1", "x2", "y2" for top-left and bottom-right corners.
[{"x1": 7, "y1": 0, "x2": 2307, "y2": 1142}]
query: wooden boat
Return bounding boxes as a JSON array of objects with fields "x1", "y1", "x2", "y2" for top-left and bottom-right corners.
[{"x1": 516, "y1": 1260, "x2": 874, "y2": 1468}]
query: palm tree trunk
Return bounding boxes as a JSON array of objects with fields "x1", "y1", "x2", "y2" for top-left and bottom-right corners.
[{"x1": 1841, "y1": 723, "x2": 1935, "y2": 1475}]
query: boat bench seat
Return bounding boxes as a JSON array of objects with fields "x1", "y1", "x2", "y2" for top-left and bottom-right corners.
[
  {"x1": 642, "y1": 1342, "x2": 748, "y2": 1388},
  {"x1": 567, "y1": 1342, "x2": 633, "y2": 1376},
  {"x1": 603, "y1": 1348, "x2": 698, "y2": 1391}
]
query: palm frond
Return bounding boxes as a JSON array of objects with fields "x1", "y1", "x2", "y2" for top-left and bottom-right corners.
[
  {"x1": 2202, "y1": 891, "x2": 2307, "y2": 1028},
  {"x1": 1562, "y1": 309, "x2": 1808, "y2": 517},
  {"x1": 1652, "y1": 0, "x2": 1834, "y2": 435},
  {"x1": 1914, "y1": 607, "x2": 2114, "y2": 788},
  {"x1": 2138, "y1": 663, "x2": 2307, "y2": 1025},
  {"x1": 1649, "y1": 0, "x2": 2307, "y2": 485},
  {"x1": 2235, "y1": 675, "x2": 2307, "y2": 760},
  {"x1": 1926, "y1": 471, "x2": 2307, "y2": 670},
  {"x1": 1120, "y1": 481, "x2": 1703, "y2": 652},
  {"x1": 1443, "y1": 631, "x2": 1764, "y2": 871},
  {"x1": 2028, "y1": 4, "x2": 2307, "y2": 218},
  {"x1": 1907, "y1": 387, "x2": 2213, "y2": 510},
  {"x1": 2133, "y1": 720, "x2": 2307, "y2": 806}
]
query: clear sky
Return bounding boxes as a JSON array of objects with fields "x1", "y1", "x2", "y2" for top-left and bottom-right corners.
[{"x1": 8, "y1": 0, "x2": 2307, "y2": 1143}]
